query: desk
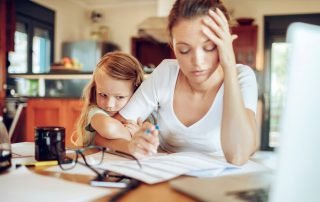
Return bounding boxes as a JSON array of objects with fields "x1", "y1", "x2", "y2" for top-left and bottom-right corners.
[
  {"x1": 9, "y1": 142, "x2": 274, "y2": 202},
  {"x1": 33, "y1": 167, "x2": 196, "y2": 202}
]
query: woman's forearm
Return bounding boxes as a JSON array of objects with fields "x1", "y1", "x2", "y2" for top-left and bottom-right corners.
[{"x1": 221, "y1": 67, "x2": 257, "y2": 165}]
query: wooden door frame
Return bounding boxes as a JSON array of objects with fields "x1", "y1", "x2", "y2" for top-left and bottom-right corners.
[
  {"x1": 261, "y1": 13, "x2": 320, "y2": 151},
  {"x1": 0, "y1": 0, "x2": 7, "y2": 116}
]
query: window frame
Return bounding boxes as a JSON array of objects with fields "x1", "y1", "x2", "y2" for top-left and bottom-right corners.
[
  {"x1": 13, "y1": 0, "x2": 54, "y2": 74},
  {"x1": 261, "y1": 13, "x2": 320, "y2": 151}
]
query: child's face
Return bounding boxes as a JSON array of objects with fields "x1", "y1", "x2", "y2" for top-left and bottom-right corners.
[{"x1": 95, "y1": 70, "x2": 134, "y2": 117}]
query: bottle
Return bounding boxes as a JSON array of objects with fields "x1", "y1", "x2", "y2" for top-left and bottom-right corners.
[{"x1": 0, "y1": 116, "x2": 11, "y2": 172}]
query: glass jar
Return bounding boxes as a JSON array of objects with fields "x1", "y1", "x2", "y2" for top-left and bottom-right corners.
[{"x1": 0, "y1": 116, "x2": 11, "y2": 172}]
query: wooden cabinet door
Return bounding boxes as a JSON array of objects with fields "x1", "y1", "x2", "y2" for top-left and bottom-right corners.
[
  {"x1": 65, "y1": 99, "x2": 83, "y2": 146},
  {"x1": 231, "y1": 25, "x2": 258, "y2": 68},
  {"x1": 26, "y1": 99, "x2": 65, "y2": 141},
  {"x1": 26, "y1": 98, "x2": 83, "y2": 146}
]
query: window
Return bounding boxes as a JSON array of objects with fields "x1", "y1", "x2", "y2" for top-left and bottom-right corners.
[
  {"x1": 8, "y1": 22, "x2": 28, "y2": 73},
  {"x1": 32, "y1": 27, "x2": 51, "y2": 73},
  {"x1": 8, "y1": 0, "x2": 54, "y2": 74},
  {"x1": 262, "y1": 14, "x2": 320, "y2": 150}
]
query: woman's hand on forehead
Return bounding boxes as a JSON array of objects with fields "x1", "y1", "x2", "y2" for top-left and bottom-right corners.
[{"x1": 201, "y1": 8, "x2": 237, "y2": 70}]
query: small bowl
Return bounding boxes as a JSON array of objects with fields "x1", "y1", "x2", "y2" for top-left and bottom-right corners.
[{"x1": 236, "y1": 18, "x2": 254, "y2": 26}]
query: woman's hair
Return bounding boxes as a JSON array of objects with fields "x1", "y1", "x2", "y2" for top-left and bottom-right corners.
[
  {"x1": 168, "y1": 0, "x2": 230, "y2": 38},
  {"x1": 72, "y1": 51, "x2": 144, "y2": 146}
]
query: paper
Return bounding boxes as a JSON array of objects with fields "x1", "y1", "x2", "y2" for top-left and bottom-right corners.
[
  {"x1": 11, "y1": 142, "x2": 35, "y2": 158},
  {"x1": 94, "y1": 152, "x2": 236, "y2": 184},
  {"x1": 0, "y1": 167, "x2": 110, "y2": 202}
]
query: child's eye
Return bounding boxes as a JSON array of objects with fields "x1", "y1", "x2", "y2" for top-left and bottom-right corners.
[
  {"x1": 99, "y1": 93, "x2": 107, "y2": 98},
  {"x1": 204, "y1": 44, "x2": 216, "y2": 52},
  {"x1": 115, "y1": 96, "x2": 126, "y2": 100}
]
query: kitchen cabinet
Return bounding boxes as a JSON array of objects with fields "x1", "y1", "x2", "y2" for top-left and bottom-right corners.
[
  {"x1": 231, "y1": 25, "x2": 258, "y2": 68},
  {"x1": 26, "y1": 99, "x2": 83, "y2": 146},
  {"x1": 131, "y1": 37, "x2": 175, "y2": 68}
]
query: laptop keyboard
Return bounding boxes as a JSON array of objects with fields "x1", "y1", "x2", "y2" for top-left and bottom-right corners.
[{"x1": 226, "y1": 188, "x2": 269, "y2": 202}]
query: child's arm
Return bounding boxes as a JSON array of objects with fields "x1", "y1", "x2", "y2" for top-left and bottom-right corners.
[{"x1": 91, "y1": 114, "x2": 131, "y2": 140}]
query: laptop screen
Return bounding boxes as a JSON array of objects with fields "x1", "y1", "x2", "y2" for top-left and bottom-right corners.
[{"x1": 269, "y1": 22, "x2": 320, "y2": 202}]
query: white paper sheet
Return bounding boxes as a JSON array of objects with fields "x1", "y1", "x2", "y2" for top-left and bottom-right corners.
[
  {"x1": 11, "y1": 142, "x2": 35, "y2": 157},
  {"x1": 94, "y1": 152, "x2": 236, "y2": 184},
  {"x1": 0, "y1": 167, "x2": 110, "y2": 202}
]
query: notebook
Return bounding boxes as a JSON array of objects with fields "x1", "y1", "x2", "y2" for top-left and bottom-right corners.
[{"x1": 170, "y1": 22, "x2": 320, "y2": 202}]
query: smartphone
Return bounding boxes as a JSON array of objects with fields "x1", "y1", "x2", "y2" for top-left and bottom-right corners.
[{"x1": 90, "y1": 176, "x2": 132, "y2": 188}]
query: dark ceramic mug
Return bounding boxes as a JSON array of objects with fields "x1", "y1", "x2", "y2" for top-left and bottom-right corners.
[{"x1": 35, "y1": 126, "x2": 65, "y2": 161}]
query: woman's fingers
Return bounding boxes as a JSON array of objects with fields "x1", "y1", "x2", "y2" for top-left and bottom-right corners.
[
  {"x1": 128, "y1": 122, "x2": 160, "y2": 159},
  {"x1": 208, "y1": 9, "x2": 229, "y2": 33},
  {"x1": 232, "y1": 34, "x2": 238, "y2": 41},
  {"x1": 203, "y1": 18, "x2": 223, "y2": 40},
  {"x1": 202, "y1": 24, "x2": 221, "y2": 46}
]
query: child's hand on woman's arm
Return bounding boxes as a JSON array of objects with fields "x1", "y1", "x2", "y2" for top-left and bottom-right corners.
[
  {"x1": 128, "y1": 122, "x2": 159, "y2": 159},
  {"x1": 123, "y1": 118, "x2": 143, "y2": 138}
]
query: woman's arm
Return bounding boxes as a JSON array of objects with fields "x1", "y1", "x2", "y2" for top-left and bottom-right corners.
[{"x1": 203, "y1": 8, "x2": 257, "y2": 165}]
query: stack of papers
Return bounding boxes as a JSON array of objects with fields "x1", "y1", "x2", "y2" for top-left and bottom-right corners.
[
  {"x1": 96, "y1": 152, "x2": 237, "y2": 184},
  {"x1": 0, "y1": 167, "x2": 110, "y2": 202}
]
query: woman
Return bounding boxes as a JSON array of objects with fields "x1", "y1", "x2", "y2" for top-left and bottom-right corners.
[{"x1": 96, "y1": 0, "x2": 258, "y2": 165}]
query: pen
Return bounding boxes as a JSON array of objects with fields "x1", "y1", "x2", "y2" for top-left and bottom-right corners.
[
  {"x1": 144, "y1": 125, "x2": 160, "y2": 135},
  {"x1": 144, "y1": 125, "x2": 159, "y2": 155},
  {"x1": 16, "y1": 160, "x2": 58, "y2": 168}
]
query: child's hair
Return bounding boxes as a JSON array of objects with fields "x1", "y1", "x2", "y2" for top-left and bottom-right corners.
[
  {"x1": 72, "y1": 51, "x2": 144, "y2": 146},
  {"x1": 168, "y1": 0, "x2": 230, "y2": 38}
]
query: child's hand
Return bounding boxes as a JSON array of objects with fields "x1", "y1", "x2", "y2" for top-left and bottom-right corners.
[
  {"x1": 124, "y1": 118, "x2": 143, "y2": 138},
  {"x1": 128, "y1": 122, "x2": 159, "y2": 159}
]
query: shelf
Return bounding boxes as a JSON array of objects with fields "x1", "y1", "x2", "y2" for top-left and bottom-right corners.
[{"x1": 8, "y1": 73, "x2": 93, "y2": 80}]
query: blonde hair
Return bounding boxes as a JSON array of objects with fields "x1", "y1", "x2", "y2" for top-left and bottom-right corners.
[{"x1": 71, "y1": 52, "x2": 144, "y2": 146}]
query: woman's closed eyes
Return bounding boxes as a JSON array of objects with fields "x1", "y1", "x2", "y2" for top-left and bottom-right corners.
[{"x1": 177, "y1": 43, "x2": 217, "y2": 55}]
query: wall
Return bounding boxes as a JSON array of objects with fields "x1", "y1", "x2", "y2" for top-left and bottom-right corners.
[
  {"x1": 33, "y1": 0, "x2": 89, "y2": 62},
  {"x1": 224, "y1": 0, "x2": 320, "y2": 70},
  {"x1": 89, "y1": 2, "x2": 157, "y2": 53},
  {"x1": 32, "y1": 0, "x2": 320, "y2": 68},
  {"x1": 157, "y1": 0, "x2": 175, "y2": 16},
  {"x1": 33, "y1": 0, "x2": 157, "y2": 59}
]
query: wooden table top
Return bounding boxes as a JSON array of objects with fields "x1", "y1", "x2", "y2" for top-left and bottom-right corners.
[{"x1": 32, "y1": 167, "x2": 197, "y2": 202}]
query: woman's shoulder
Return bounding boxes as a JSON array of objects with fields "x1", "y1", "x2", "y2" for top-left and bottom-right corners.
[
  {"x1": 235, "y1": 64, "x2": 256, "y2": 81},
  {"x1": 153, "y1": 59, "x2": 179, "y2": 73},
  {"x1": 148, "y1": 59, "x2": 179, "y2": 82}
]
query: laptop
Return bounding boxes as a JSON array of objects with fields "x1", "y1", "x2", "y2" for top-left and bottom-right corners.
[{"x1": 170, "y1": 22, "x2": 320, "y2": 202}]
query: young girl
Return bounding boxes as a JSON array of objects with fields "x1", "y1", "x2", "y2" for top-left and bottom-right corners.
[{"x1": 72, "y1": 52, "x2": 144, "y2": 146}]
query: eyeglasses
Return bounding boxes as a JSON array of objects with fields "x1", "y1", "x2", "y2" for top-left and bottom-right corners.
[{"x1": 54, "y1": 145, "x2": 142, "y2": 180}]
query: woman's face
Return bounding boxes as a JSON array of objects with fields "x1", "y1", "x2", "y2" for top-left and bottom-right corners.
[
  {"x1": 171, "y1": 16, "x2": 219, "y2": 83},
  {"x1": 95, "y1": 69, "x2": 133, "y2": 117}
]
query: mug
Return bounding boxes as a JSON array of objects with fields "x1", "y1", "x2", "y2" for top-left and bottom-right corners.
[{"x1": 35, "y1": 126, "x2": 65, "y2": 161}]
